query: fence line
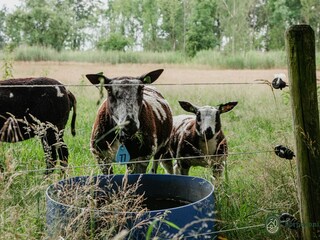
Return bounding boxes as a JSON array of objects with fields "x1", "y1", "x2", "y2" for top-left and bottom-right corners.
[
  {"x1": 0, "y1": 76, "x2": 293, "y2": 238},
  {"x1": 0, "y1": 149, "x2": 275, "y2": 176},
  {"x1": 0, "y1": 79, "x2": 277, "y2": 88}
]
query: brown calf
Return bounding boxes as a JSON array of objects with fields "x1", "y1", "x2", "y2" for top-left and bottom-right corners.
[
  {"x1": 162, "y1": 101, "x2": 237, "y2": 179},
  {"x1": 86, "y1": 69, "x2": 172, "y2": 174}
]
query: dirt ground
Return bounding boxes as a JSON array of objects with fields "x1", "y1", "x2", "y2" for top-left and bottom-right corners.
[{"x1": 2, "y1": 61, "x2": 296, "y2": 85}]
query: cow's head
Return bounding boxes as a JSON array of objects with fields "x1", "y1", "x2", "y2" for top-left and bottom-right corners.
[
  {"x1": 179, "y1": 101, "x2": 237, "y2": 140},
  {"x1": 86, "y1": 69, "x2": 164, "y2": 138}
]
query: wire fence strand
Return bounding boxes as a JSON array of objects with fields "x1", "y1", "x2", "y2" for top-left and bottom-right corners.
[
  {"x1": 0, "y1": 79, "x2": 276, "y2": 88},
  {"x1": 0, "y1": 149, "x2": 275, "y2": 176}
]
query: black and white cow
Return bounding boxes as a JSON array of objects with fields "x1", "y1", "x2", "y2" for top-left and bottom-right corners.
[
  {"x1": 0, "y1": 77, "x2": 77, "y2": 174},
  {"x1": 86, "y1": 69, "x2": 172, "y2": 174},
  {"x1": 162, "y1": 101, "x2": 237, "y2": 178}
]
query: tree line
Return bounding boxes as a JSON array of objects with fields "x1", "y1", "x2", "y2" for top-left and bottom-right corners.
[{"x1": 0, "y1": 0, "x2": 319, "y2": 57}]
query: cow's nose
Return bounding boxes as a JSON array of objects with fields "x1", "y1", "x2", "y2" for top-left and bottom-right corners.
[
  {"x1": 204, "y1": 127, "x2": 213, "y2": 140},
  {"x1": 123, "y1": 117, "x2": 138, "y2": 135}
]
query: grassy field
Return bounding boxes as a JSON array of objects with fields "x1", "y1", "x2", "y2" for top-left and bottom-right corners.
[{"x1": 0, "y1": 62, "x2": 302, "y2": 239}]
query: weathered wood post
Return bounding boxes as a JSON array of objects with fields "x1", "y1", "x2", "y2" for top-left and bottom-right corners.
[{"x1": 286, "y1": 24, "x2": 320, "y2": 239}]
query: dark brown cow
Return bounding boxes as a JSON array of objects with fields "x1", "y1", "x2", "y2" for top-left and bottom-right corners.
[
  {"x1": 86, "y1": 69, "x2": 172, "y2": 174},
  {"x1": 0, "y1": 77, "x2": 77, "y2": 174},
  {"x1": 162, "y1": 101, "x2": 237, "y2": 179}
]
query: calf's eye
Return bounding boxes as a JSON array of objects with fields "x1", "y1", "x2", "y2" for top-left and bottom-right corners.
[{"x1": 196, "y1": 112, "x2": 201, "y2": 122}]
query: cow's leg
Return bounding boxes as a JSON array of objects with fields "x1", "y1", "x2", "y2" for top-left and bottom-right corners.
[
  {"x1": 96, "y1": 156, "x2": 113, "y2": 175},
  {"x1": 100, "y1": 158, "x2": 113, "y2": 175},
  {"x1": 150, "y1": 150, "x2": 164, "y2": 174},
  {"x1": 149, "y1": 144, "x2": 160, "y2": 173},
  {"x1": 174, "y1": 159, "x2": 190, "y2": 175},
  {"x1": 42, "y1": 132, "x2": 57, "y2": 175},
  {"x1": 150, "y1": 159, "x2": 158, "y2": 174},
  {"x1": 161, "y1": 160, "x2": 173, "y2": 174},
  {"x1": 161, "y1": 147, "x2": 175, "y2": 174},
  {"x1": 211, "y1": 157, "x2": 226, "y2": 181},
  {"x1": 56, "y1": 140, "x2": 69, "y2": 174},
  {"x1": 128, "y1": 158, "x2": 148, "y2": 173},
  {"x1": 90, "y1": 145, "x2": 114, "y2": 175}
]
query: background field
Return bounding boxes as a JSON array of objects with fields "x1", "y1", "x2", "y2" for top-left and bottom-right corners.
[{"x1": 1, "y1": 61, "x2": 316, "y2": 239}]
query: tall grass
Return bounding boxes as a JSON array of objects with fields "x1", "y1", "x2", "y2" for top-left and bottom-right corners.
[
  {"x1": 9, "y1": 45, "x2": 188, "y2": 65},
  {"x1": 192, "y1": 50, "x2": 287, "y2": 69},
  {"x1": 0, "y1": 45, "x2": 303, "y2": 69}
]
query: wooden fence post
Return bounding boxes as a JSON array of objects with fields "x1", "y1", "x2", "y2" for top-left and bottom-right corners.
[{"x1": 286, "y1": 24, "x2": 320, "y2": 239}]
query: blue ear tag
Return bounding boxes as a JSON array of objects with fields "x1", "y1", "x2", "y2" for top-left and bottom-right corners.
[{"x1": 116, "y1": 144, "x2": 130, "y2": 164}]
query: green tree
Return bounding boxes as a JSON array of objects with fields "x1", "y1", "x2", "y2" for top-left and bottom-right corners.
[
  {"x1": 66, "y1": 0, "x2": 102, "y2": 50},
  {"x1": 4, "y1": 0, "x2": 101, "y2": 51},
  {"x1": 247, "y1": 0, "x2": 268, "y2": 50},
  {"x1": 102, "y1": 0, "x2": 140, "y2": 50},
  {"x1": 266, "y1": 0, "x2": 301, "y2": 50},
  {"x1": 0, "y1": 8, "x2": 6, "y2": 49},
  {"x1": 140, "y1": 0, "x2": 161, "y2": 51},
  {"x1": 97, "y1": 33, "x2": 131, "y2": 51},
  {"x1": 5, "y1": 0, "x2": 71, "y2": 50},
  {"x1": 157, "y1": 0, "x2": 184, "y2": 51},
  {"x1": 301, "y1": 0, "x2": 320, "y2": 50},
  {"x1": 185, "y1": 0, "x2": 219, "y2": 57},
  {"x1": 5, "y1": 8, "x2": 25, "y2": 48},
  {"x1": 217, "y1": 0, "x2": 255, "y2": 53}
]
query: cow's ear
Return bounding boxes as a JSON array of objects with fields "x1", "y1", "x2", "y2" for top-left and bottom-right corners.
[
  {"x1": 139, "y1": 69, "x2": 164, "y2": 84},
  {"x1": 179, "y1": 101, "x2": 198, "y2": 114},
  {"x1": 86, "y1": 73, "x2": 111, "y2": 89},
  {"x1": 219, "y1": 101, "x2": 238, "y2": 113}
]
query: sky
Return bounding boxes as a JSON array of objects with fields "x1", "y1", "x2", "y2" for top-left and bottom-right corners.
[
  {"x1": 1, "y1": 0, "x2": 21, "y2": 11},
  {"x1": 1, "y1": 0, "x2": 109, "y2": 12}
]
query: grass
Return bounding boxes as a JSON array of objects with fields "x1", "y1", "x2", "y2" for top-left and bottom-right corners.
[{"x1": 0, "y1": 68, "x2": 300, "y2": 239}]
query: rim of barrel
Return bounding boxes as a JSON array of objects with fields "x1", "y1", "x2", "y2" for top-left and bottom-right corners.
[{"x1": 46, "y1": 174, "x2": 214, "y2": 214}]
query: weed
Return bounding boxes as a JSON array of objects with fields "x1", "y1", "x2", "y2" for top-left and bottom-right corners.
[{"x1": 1, "y1": 46, "x2": 14, "y2": 79}]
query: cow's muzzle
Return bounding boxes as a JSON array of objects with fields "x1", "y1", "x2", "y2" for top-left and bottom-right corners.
[
  {"x1": 121, "y1": 117, "x2": 139, "y2": 136},
  {"x1": 203, "y1": 127, "x2": 214, "y2": 140}
]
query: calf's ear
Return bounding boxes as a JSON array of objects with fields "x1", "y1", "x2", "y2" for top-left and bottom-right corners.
[
  {"x1": 139, "y1": 69, "x2": 164, "y2": 84},
  {"x1": 86, "y1": 73, "x2": 111, "y2": 89},
  {"x1": 179, "y1": 101, "x2": 198, "y2": 114},
  {"x1": 219, "y1": 101, "x2": 238, "y2": 113}
]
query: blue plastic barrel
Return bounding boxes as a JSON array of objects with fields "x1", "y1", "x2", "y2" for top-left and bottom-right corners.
[{"x1": 46, "y1": 174, "x2": 215, "y2": 239}]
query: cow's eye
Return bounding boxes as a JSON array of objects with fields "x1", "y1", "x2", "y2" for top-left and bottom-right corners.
[
  {"x1": 108, "y1": 92, "x2": 116, "y2": 102},
  {"x1": 138, "y1": 85, "x2": 144, "y2": 93},
  {"x1": 196, "y1": 112, "x2": 201, "y2": 122}
]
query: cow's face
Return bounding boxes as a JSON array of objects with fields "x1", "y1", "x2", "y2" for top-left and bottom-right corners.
[
  {"x1": 86, "y1": 69, "x2": 164, "y2": 137},
  {"x1": 106, "y1": 78, "x2": 143, "y2": 135},
  {"x1": 179, "y1": 101, "x2": 238, "y2": 140}
]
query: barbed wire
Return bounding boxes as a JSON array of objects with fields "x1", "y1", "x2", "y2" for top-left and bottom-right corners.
[
  {"x1": 0, "y1": 149, "x2": 275, "y2": 176},
  {"x1": 0, "y1": 79, "x2": 278, "y2": 88}
]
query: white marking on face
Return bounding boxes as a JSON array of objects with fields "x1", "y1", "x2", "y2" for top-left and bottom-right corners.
[
  {"x1": 9, "y1": 92, "x2": 14, "y2": 98},
  {"x1": 196, "y1": 106, "x2": 219, "y2": 136},
  {"x1": 109, "y1": 79, "x2": 142, "y2": 130},
  {"x1": 55, "y1": 86, "x2": 64, "y2": 97},
  {"x1": 199, "y1": 137, "x2": 218, "y2": 155}
]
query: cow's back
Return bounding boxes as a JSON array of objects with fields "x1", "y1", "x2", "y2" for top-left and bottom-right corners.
[
  {"x1": 141, "y1": 86, "x2": 172, "y2": 146},
  {"x1": 0, "y1": 77, "x2": 71, "y2": 130}
]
